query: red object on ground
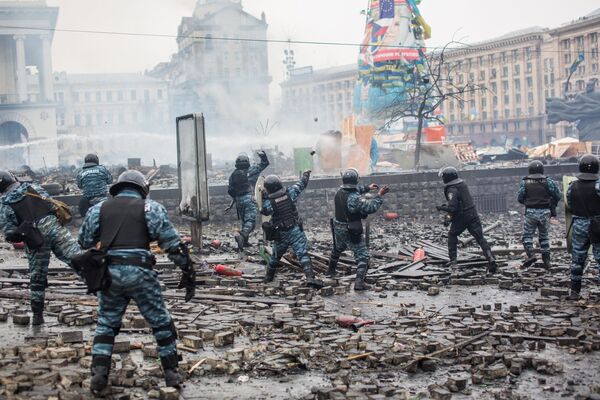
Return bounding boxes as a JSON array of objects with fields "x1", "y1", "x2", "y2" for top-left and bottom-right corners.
[
  {"x1": 336, "y1": 315, "x2": 375, "y2": 330},
  {"x1": 384, "y1": 212, "x2": 399, "y2": 221},
  {"x1": 210, "y1": 239, "x2": 221, "y2": 249},
  {"x1": 12, "y1": 242, "x2": 25, "y2": 250},
  {"x1": 214, "y1": 264, "x2": 243, "y2": 277},
  {"x1": 413, "y1": 248, "x2": 426, "y2": 262}
]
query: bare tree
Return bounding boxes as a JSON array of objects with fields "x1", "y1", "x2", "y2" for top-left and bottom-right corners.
[{"x1": 376, "y1": 41, "x2": 486, "y2": 168}]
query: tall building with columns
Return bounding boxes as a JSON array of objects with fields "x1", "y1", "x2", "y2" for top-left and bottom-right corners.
[{"x1": 0, "y1": 0, "x2": 59, "y2": 169}]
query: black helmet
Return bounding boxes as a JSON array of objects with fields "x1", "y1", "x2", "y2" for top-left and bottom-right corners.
[
  {"x1": 528, "y1": 160, "x2": 544, "y2": 177},
  {"x1": 577, "y1": 154, "x2": 600, "y2": 181},
  {"x1": 109, "y1": 170, "x2": 149, "y2": 198},
  {"x1": 439, "y1": 166, "x2": 462, "y2": 185},
  {"x1": 84, "y1": 153, "x2": 99, "y2": 168},
  {"x1": 264, "y1": 175, "x2": 283, "y2": 194},
  {"x1": 0, "y1": 170, "x2": 16, "y2": 193},
  {"x1": 235, "y1": 154, "x2": 250, "y2": 170},
  {"x1": 341, "y1": 168, "x2": 359, "y2": 189}
]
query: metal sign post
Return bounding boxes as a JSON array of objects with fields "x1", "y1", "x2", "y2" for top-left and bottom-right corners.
[{"x1": 176, "y1": 114, "x2": 210, "y2": 248}]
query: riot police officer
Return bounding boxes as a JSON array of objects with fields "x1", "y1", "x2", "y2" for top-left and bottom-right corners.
[
  {"x1": 566, "y1": 154, "x2": 600, "y2": 300},
  {"x1": 327, "y1": 168, "x2": 388, "y2": 290},
  {"x1": 517, "y1": 160, "x2": 561, "y2": 267},
  {"x1": 76, "y1": 154, "x2": 113, "y2": 215},
  {"x1": 227, "y1": 151, "x2": 269, "y2": 251},
  {"x1": 261, "y1": 171, "x2": 323, "y2": 288},
  {"x1": 0, "y1": 170, "x2": 81, "y2": 325},
  {"x1": 436, "y1": 167, "x2": 497, "y2": 273},
  {"x1": 78, "y1": 170, "x2": 196, "y2": 393}
]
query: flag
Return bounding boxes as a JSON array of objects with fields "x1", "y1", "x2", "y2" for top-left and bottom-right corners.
[
  {"x1": 569, "y1": 52, "x2": 585, "y2": 74},
  {"x1": 379, "y1": 0, "x2": 395, "y2": 19}
]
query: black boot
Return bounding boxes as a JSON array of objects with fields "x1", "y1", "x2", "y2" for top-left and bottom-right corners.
[
  {"x1": 90, "y1": 355, "x2": 112, "y2": 394},
  {"x1": 567, "y1": 280, "x2": 582, "y2": 300},
  {"x1": 541, "y1": 252, "x2": 551, "y2": 269},
  {"x1": 445, "y1": 259, "x2": 457, "y2": 269},
  {"x1": 31, "y1": 301, "x2": 44, "y2": 326},
  {"x1": 303, "y1": 264, "x2": 324, "y2": 289},
  {"x1": 234, "y1": 232, "x2": 246, "y2": 252},
  {"x1": 523, "y1": 248, "x2": 537, "y2": 267},
  {"x1": 161, "y1": 353, "x2": 182, "y2": 388},
  {"x1": 484, "y1": 250, "x2": 497, "y2": 275},
  {"x1": 326, "y1": 257, "x2": 338, "y2": 277},
  {"x1": 264, "y1": 267, "x2": 276, "y2": 283},
  {"x1": 354, "y1": 266, "x2": 370, "y2": 291}
]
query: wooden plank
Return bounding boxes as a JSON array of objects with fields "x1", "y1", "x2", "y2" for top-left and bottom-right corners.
[{"x1": 165, "y1": 292, "x2": 297, "y2": 306}]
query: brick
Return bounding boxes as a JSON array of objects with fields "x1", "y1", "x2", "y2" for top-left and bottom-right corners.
[
  {"x1": 182, "y1": 335, "x2": 203, "y2": 350},
  {"x1": 58, "y1": 331, "x2": 83, "y2": 344},
  {"x1": 113, "y1": 341, "x2": 131, "y2": 353},
  {"x1": 214, "y1": 331, "x2": 235, "y2": 347},
  {"x1": 12, "y1": 314, "x2": 30, "y2": 325}
]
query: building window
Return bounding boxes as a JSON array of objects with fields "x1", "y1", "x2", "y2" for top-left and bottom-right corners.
[
  {"x1": 107, "y1": 91, "x2": 113, "y2": 101},
  {"x1": 512, "y1": 49, "x2": 519, "y2": 61},
  {"x1": 504, "y1": 94, "x2": 510, "y2": 104},
  {"x1": 481, "y1": 98, "x2": 487, "y2": 108},
  {"x1": 514, "y1": 79, "x2": 521, "y2": 91},
  {"x1": 493, "y1": 96, "x2": 498, "y2": 106},
  {"x1": 516, "y1": 108, "x2": 522, "y2": 116},
  {"x1": 527, "y1": 120, "x2": 533, "y2": 129},
  {"x1": 482, "y1": 111, "x2": 487, "y2": 120},
  {"x1": 515, "y1": 121, "x2": 521, "y2": 130},
  {"x1": 504, "y1": 109, "x2": 510, "y2": 118},
  {"x1": 525, "y1": 47, "x2": 532, "y2": 61},
  {"x1": 84, "y1": 92, "x2": 91, "y2": 102},
  {"x1": 493, "y1": 110, "x2": 499, "y2": 119},
  {"x1": 514, "y1": 64, "x2": 520, "y2": 75},
  {"x1": 564, "y1": 53, "x2": 571, "y2": 64},
  {"x1": 56, "y1": 92, "x2": 64, "y2": 103},
  {"x1": 528, "y1": 92, "x2": 534, "y2": 104},
  {"x1": 502, "y1": 66, "x2": 508, "y2": 77},
  {"x1": 562, "y1": 39, "x2": 570, "y2": 49},
  {"x1": 479, "y1": 70, "x2": 485, "y2": 81},
  {"x1": 131, "y1": 90, "x2": 137, "y2": 101},
  {"x1": 591, "y1": 32, "x2": 598, "y2": 44},
  {"x1": 502, "y1": 122, "x2": 509, "y2": 131},
  {"x1": 489, "y1": 54, "x2": 495, "y2": 65},
  {"x1": 516, "y1": 93, "x2": 521, "y2": 104},
  {"x1": 491, "y1": 68, "x2": 497, "y2": 78},
  {"x1": 74, "y1": 114, "x2": 81, "y2": 126},
  {"x1": 144, "y1": 90, "x2": 150, "y2": 102},
  {"x1": 526, "y1": 77, "x2": 533, "y2": 88},
  {"x1": 480, "y1": 124, "x2": 486, "y2": 133},
  {"x1": 491, "y1": 82, "x2": 497, "y2": 93},
  {"x1": 526, "y1": 63, "x2": 532, "y2": 73},
  {"x1": 575, "y1": 36, "x2": 584, "y2": 49},
  {"x1": 56, "y1": 112, "x2": 65, "y2": 126},
  {"x1": 73, "y1": 92, "x2": 80, "y2": 102},
  {"x1": 479, "y1": 56, "x2": 484, "y2": 67}
]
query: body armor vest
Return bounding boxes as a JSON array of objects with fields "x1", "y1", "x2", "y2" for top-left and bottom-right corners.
[
  {"x1": 229, "y1": 169, "x2": 251, "y2": 196},
  {"x1": 270, "y1": 190, "x2": 298, "y2": 229},
  {"x1": 334, "y1": 188, "x2": 363, "y2": 222},
  {"x1": 99, "y1": 197, "x2": 150, "y2": 250},
  {"x1": 523, "y1": 177, "x2": 551, "y2": 209},
  {"x1": 444, "y1": 181, "x2": 476, "y2": 216},
  {"x1": 570, "y1": 180, "x2": 600, "y2": 217},
  {"x1": 9, "y1": 187, "x2": 53, "y2": 224}
]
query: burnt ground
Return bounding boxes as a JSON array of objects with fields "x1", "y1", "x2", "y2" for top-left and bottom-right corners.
[{"x1": 1, "y1": 213, "x2": 600, "y2": 400}]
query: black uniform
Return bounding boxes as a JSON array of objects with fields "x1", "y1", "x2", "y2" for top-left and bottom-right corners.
[{"x1": 438, "y1": 180, "x2": 494, "y2": 264}]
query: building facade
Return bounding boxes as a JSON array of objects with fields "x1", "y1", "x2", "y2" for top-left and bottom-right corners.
[
  {"x1": 0, "y1": 0, "x2": 59, "y2": 169},
  {"x1": 152, "y1": 0, "x2": 270, "y2": 136},
  {"x1": 441, "y1": 9, "x2": 600, "y2": 147},
  {"x1": 280, "y1": 64, "x2": 356, "y2": 132},
  {"x1": 51, "y1": 73, "x2": 171, "y2": 166}
]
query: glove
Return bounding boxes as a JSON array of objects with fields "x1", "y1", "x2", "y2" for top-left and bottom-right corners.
[
  {"x1": 378, "y1": 186, "x2": 390, "y2": 196},
  {"x1": 170, "y1": 243, "x2": 196, "y2": 302},
  {"x1": 5, "y1": 232, "x2": 24, "y2": 243},
  {"x1": 303, "y1": 170, "x2": 311, "y2": 179},
  {"x1": 257, "y1": 150, "x2": 268, "y2": 162},
  {"x1": 178, "y1": 265, "x2": 196, "y2": 302},
  {"x1": 368, "y1": 183, "x2": 379, "y2": 191}
]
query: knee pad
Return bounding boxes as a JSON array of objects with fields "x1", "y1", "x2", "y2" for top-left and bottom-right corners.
[{"x1": 153, "y1": 320, "x2": 178, "y2": 347}]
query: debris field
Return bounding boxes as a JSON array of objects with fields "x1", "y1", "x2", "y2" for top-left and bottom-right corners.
[{"x1": 1, "y1": 213, "x2": 600, "y2": 400}]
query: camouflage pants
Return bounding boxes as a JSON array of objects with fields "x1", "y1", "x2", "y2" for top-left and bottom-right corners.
[
  {"x1": 236, "y1": 194, "x2": 257, "y2": 237},
  {"x1": 330, "y1": 222, "x2": 369, "y2": 274},
  {"x1": 570, "y1": 218, "x2": 600, "y2": 283},
  {"x1": 522, "y1": 209, "x2": 551, "y2": 252},
  {"x1": 27, "y1": 215, "x2": 81, "y2": 307},
  {"x1": 93, "y1": 265, "x2": 177, "y2": 358},
  {"x1": 268, "y1": 225, "x2": 311, "y2": 273}
]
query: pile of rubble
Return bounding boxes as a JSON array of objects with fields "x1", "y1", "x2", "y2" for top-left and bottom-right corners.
[{"x1": 1, "y1": 214, "x2": 600, "y2": 399}]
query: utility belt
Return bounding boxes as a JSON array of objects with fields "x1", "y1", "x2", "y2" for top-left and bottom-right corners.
[
  {"x1": 262, "y1": 218, "x2": 301, "y2": 241},
  {"x1": 525, "y1": 205, "x2": 551, "y2": 210},
  {"x1": 106, "y1": 255, "x2": 156, "y2": 269}
]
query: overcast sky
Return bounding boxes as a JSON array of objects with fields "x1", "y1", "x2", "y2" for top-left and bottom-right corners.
[{"x1": 47, "y1": 0, "x2": 598, "y2": 99}]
